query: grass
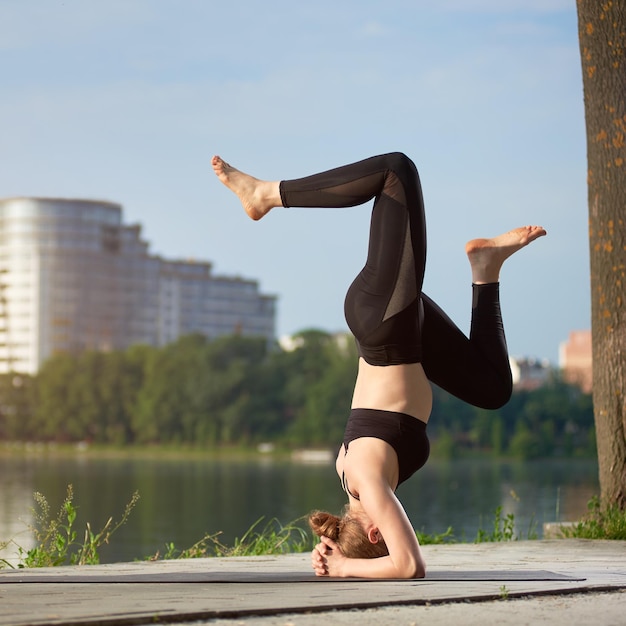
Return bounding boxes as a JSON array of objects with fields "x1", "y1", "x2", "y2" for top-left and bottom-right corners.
[
  {"x1": 147, "y1": 517, "x2": 312, "y2": 560},
  {"x1": 2, "y1": 487, "x2": 625, "y2": 569},
  {"x1": 0, "y1": 485, "x2": 139, "y2": 569},
  {"x1": 475, "y1": 504, "x2": 538, "y2": 542},
  {"x1": 559, "y1": 496, "x2": 626, "y2": 540}
]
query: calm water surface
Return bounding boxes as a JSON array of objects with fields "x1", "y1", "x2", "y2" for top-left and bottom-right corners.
[{"x1": 0, "y1": 452, "x2": 598, "y2": 564}]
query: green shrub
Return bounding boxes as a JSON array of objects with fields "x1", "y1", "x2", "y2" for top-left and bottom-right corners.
[{"x1": 560, "y1": 496, "x2": 626, "y2": 540}]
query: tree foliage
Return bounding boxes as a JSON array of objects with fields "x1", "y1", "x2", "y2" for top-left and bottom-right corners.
[{"x1": 0, "y1": 331, "x2": 594, "y2": 459}]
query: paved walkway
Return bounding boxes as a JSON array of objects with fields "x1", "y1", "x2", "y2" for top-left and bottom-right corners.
[{"x1": 1, "y1": 540, "x2": 625, "y2": 626}]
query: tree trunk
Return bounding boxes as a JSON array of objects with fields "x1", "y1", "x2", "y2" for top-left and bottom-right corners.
[{"x1": 577, "y1": 0, "x2": 626, "y2": 508}]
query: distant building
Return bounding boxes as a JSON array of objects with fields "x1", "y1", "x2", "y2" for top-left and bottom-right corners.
[
  {"x1": 0, "y1": 197, "x2": 276, "y2": 374},
  {"x1": 559, "y1": 330, "x2": 592, "y2": 393},
  {"x1": 279, "y1": 331, "x2": 353, "y2": 354},
  {"x1": 510, "y1": 356, "x2": 552, "y2": 391}
]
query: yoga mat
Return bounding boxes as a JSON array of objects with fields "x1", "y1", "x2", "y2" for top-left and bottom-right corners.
[{"x1": 0, "y1": 570, "x2": 585, "y2": 583}]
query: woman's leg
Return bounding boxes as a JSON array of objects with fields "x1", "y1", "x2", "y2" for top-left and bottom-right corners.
[
  {"x1": 212, "y1": 155, "x2": 546, "y2": 392},
  {"x1": 422, "y1": 226, "x2": 546, "y2": 409},
  {"x1": 421, "y1": 288, "x2": 512, "y2": 409},
  {"x1": 279, "y1": 153, "x2": 426, "y2": 361},
  {"x1": 213, "y1": 152, "x2": 427, "y2": 363}
]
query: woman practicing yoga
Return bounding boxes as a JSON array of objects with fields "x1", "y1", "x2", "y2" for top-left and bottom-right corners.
[{"x1": 212, "y1": 152, "x2": 546, "y2": 579}]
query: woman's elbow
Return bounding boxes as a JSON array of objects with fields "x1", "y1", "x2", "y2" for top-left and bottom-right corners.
[
  {"x1": 411, "y1": 558, "x2": 426, "y2": 579},
  {"x1": 397, "y1": 554, "x2": 426, "y2": 579}
]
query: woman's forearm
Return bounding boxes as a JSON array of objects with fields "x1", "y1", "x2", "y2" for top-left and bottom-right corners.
[{"x1": 337, "y1": 553, "x2": 426, "y2": 579}]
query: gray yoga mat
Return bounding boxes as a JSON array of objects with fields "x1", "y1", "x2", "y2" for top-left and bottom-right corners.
[{"x1": 0, "y1": 570, "x2": 585, "y2": 583}]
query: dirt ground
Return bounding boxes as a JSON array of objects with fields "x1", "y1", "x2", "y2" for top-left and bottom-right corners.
[{"x1": 198, "y1": 589, "x2": 626, "y2": 626}]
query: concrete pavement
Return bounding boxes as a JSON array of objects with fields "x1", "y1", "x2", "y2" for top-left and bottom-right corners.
[{"x1": 1, "y1": 540, "x2": 625, "y2": 625}]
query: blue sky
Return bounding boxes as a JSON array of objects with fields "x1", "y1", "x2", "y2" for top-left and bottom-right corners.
[{"x1": 0, "y1": 0, "x2": 588, "y2": 363}]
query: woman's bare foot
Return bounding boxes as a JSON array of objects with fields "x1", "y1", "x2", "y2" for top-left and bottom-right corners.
[
  {"x1": 466, "y1": 225, "x2": 547, "y2": 284},
  {"x1": 211, "y1": 155, "x2": 281, "y2": 221}
]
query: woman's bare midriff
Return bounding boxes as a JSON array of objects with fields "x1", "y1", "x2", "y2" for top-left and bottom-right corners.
[{"x1": 350, "y1": 358, "x2": 432, "y2": 424}]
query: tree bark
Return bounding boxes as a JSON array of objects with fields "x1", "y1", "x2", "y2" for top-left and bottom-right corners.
[{"x1": 577, "y1": 0, "x2": 626, "y2": 508}]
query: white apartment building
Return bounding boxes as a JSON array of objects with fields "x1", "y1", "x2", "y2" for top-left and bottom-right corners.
[{"x1": 0, "y1": 197, "x2": 276, "y2": 374}]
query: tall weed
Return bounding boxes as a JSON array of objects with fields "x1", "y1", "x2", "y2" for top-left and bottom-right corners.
[
  {"x1": 560, "y1": 496, "x2": 626, "y2": 540},
  {"x1": 0, "y1": 484, "x2": 139, "y2": 569},
  {"x1": 149, "y1": 517, "x2": 312, "y2": 560}
]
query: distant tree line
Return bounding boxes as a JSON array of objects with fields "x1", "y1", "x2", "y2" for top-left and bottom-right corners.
[{"x1": 0, "y1": 331, "x2": 595, "y2": 459}]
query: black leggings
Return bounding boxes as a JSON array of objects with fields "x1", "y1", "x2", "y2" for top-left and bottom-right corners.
[{"x1": 279, "y1": 152, "x2": 512, "y2": 410}]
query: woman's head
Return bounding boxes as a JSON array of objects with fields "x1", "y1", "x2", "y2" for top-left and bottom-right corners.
[{"x1": 308, "y1": 508, "x2": 388, "y2": 558}]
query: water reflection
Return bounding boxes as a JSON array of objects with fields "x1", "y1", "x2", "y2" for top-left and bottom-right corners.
[
  {"x1": 1, "y1": 457, "x2": 36, "y2": 565},
  {"x1": 0, "y1": 454, "x2": 598, "y2": 564},
  {"x1": 398, "y1": 458, "x2": 598, "y2": 540}
]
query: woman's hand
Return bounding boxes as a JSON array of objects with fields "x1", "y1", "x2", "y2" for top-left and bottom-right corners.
[{"x1": 310, "y1": 535, "x2": 346, "y2": 577}]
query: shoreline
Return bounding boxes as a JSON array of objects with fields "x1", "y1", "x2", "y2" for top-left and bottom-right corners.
[{"x1": 0, "y1": 439, "x2": 599, "y2": 464}]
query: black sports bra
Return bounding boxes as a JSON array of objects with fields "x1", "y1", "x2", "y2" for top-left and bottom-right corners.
[{"x1": 340, "y1": 408, "x2": 430, "y2": 499}]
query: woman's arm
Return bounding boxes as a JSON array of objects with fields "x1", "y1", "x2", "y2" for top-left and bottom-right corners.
[{"x1": 312, "y1": 479, "x2": 426, "y2": 579}]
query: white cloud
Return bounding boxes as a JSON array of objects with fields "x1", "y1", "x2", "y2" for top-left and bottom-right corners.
[{"x1": 358, "y1": 20, "x2": 389, "y2": 37}]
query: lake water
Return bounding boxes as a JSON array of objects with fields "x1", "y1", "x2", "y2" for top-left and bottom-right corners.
[{"x1": 0, "y1": 451, "x2": 599, "y2": 565}]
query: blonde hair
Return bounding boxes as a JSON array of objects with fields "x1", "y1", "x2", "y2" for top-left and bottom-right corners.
[{"x1": 308, "y1": 508, "x2": 388, "y2": 559}]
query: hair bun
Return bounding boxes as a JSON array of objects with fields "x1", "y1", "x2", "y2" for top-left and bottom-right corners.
[{"x1": 308, "y1": 510, "x2": 341, "y2": 540}]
